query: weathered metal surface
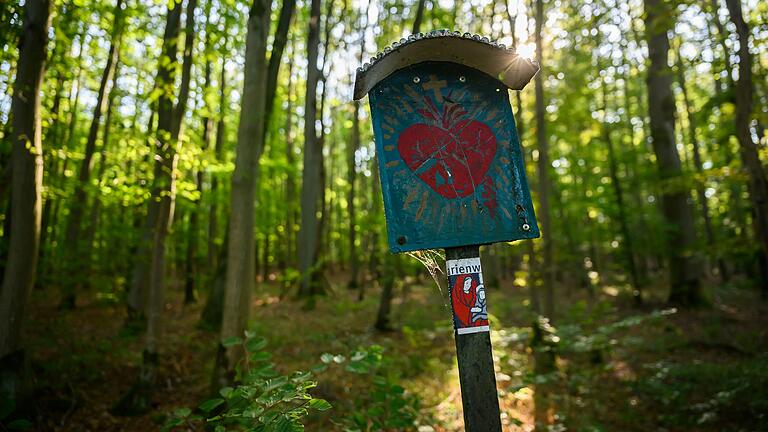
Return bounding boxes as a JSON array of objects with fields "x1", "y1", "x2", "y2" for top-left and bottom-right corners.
[
  {"x1": 368, "y1": 61, "x2": 540, "y2": 253},
  {"x1": 353, "y1": 30, "x2": 539, "y2": 100}
]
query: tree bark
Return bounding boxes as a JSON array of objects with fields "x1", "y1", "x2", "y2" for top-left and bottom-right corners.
[
  {"x1": 283, "y1": 44, "x2": 297, "y2": 271},
  {"x1": 217, "y1": 0, "x2": 271, "y2": 379},
  {"x1": 347, "y1": 100, "x2": 361, "y2": 290},
  {"x1": 185, "y1": 0, "x2": 215, "y2": 305},
  {"x1": 297, "y1": 0, "x2": 324, "y2": 298},
  {"x1": 675, "y1": 50, "x2": 728, "y2": 280},
  {"x1": 84, "y1": 57, "x2": 122, "y2": 277},
  {"x1": 0, "y1": 0, "x2": 51, "y2": 407},
  {"x1": 208, "y1": 42, "x2": 228, "y2": 272},
  {"x1": 411, "y1": 0, "x2": 427, "y2": 34},
  {"x1": 643, "y1": 0, "x2": 702, "y2": 306},
  {"x1": 114, "y1": 0, "x2": 195, "y2": 414},
  {"x1": 601, "y1": 83, "x2": 641, "y2": 304},
  {"x1": 262, "y1": 0, "x2": 296, "y2": 141},
  {"x1": 724, "y1": 0, "x2": 768, "y2": 297},
  {"x1": 534, "y1": 0, "x2": 554, "y2": 319},
  {"x1": 60, "y1": 0, "x2": 124, "y2": 308}
]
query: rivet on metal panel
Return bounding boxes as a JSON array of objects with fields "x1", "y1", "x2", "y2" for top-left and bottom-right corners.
[{"x1": 413, "y1": 76, "x2": 421, "y2": 83}]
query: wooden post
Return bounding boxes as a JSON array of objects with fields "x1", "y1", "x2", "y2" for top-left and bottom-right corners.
[{"x1": 445, "y1": 245, "x2": 502, "y2": 432}]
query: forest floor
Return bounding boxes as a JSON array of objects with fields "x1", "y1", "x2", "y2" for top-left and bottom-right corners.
[{"x1": 22, "y1": 268, "x2": 768, "y2": 431}]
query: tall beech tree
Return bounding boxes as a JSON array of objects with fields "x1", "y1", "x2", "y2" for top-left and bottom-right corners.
[
  {"x1": 114, "y1": 0, "x2": 197, "y2": 414},
  {"x1": 60, "y1": 0, "x2": 125, "y2": 308},
  {"x1": 534, "y1": 0, "x2": 554, "y2": 318},
  {"x1": 724, "y1": 0, "x2": 768, "y2": 296},
  {"x1": 215, "y1": 0, "x2": 272, "y2": 383},
  {"x1": 297, "y1": 0, "x2": 324, "y2": 298},
  {"x1": 642, "y1": 0, "x2": 701, "y2": 305},
  {"x1": 0, "y1": 0, "x2": 51, "y2": 405}
]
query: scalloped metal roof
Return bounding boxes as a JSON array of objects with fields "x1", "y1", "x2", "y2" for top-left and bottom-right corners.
[{"x1": 353, "y1": 30, "x2": 540, "y2": 100}]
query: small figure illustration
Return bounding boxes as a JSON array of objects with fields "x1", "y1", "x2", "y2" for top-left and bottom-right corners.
[
  {"x1": 451, "y1": 275, "x2": 476, "y2": 327},
  {"x1": 470, "y1": 283, "x2": 488, "y2": 324},
  {"x1": 451, "y1": 275, "x2": 488, "y2": 328}
]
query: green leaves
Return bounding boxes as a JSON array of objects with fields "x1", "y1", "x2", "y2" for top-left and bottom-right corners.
[
  {"x1": 308, "y1": 398, "x2": 331, "y2": 411},
  {"x1": 198, "y1": 398, "x2": 224, "y2": 413},
  {"x1": 221, "y1": 336, "x2": 243, "y2": 347},
  {"x1": 164, "y1": 331, "x2": 329, "y2": 431}
]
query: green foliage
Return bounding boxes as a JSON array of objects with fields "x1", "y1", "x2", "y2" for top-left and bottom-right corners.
[
  {"x1": 163, "y1": 332, "x2": 330, "y2": 432},
  {"x1": 556, "y1": 304, "x2": 677, "y2": 355},
  {"x1": 321, "y1": 345, "x2": 421, "y2": 431},
  {"x1": 634, "y1": 357, "x2": 768, "y2": 429},
  {"x1": 0, "y1": 397, "x2": 32, "y2": 431}
]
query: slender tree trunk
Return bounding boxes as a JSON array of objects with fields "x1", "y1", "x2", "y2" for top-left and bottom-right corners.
[
  {"x1": 262, "y1": 0, "x2": 296, "y2": 141},
  {"x1": 374, "y1": 266, "x2": 395, "y2": 332},
  {"x1": 60, "y1": 0, "x2": 124, "y2": 308},
  {"x1": 347, "y1": 101, "x2": 361, "y2": 290},
  {"x1": 709, "y1": 0, "x2": 736, "y2": 93},
  {"x1": 113, "y1": 0, "x2": 194, "y2": 414},
  {"x1": 411, "y1": 0, "x2": 427, "y2": 34},
  {"x1": 185, "y1": 1, "x2": 215, "y2": 305},
  {"x1": 643, "y1": 0, "x2": 702, "y2": 306},
  {"x1": 297, "y1": 0, "x2": 323, "y2": 298},
  {"x1": 284, "y1": 48, "x2": 297, "y2": 271},
  {"x1": 216, "y1": 0, "x2": 271, "y2": 383},
  {"x1": 601, "y1": 83, "x2": 641, "y2": 304},
  {"x1": 201, "y1": 231, "x2": 228, "y2": 331},
  {"x1": 724, "y1": 0, "x2": 768, "y2": 297},
  {"x1": 534, "y1": 0, "x2": 554, "y2": 319},
  {"x1": 0, "y1": 0, "x2": 51, "y2": 409},
  {"x1": 675, "y1": 50, "x2": 727, "y2": 280},
  {"x1": 85, "y1": 58, "x2": 122, "y2": 277},
  {"x1": 208, "y1": 47, "x2": 228, "y2": 272}
]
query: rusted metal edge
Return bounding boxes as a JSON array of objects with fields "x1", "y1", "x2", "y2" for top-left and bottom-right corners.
[{"x1": 353, "y1": 30, "x2": 540, "y2": 100}]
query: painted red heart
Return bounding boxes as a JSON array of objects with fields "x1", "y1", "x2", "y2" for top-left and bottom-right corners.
[{"x1": 398, "y1": 119, "x2": 497, "y2": 199}]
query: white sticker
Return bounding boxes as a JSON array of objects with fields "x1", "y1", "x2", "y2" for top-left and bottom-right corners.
[{"x1": 446, "y1": 257, "x2": 489, "y2": 334}]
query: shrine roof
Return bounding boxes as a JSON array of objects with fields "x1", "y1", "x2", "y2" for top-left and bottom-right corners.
[{"x1": 353, "y1": 30, "x2": 540, "y2": 100}]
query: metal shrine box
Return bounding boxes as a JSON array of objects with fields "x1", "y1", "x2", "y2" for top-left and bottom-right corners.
[{"x1": 354, "y1": 31, "x2": 541, "y2": 253}]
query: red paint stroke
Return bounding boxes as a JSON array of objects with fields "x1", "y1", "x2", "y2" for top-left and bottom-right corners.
[{"x1": 398, "y1": 99, "x2": 497, "y2": 199}]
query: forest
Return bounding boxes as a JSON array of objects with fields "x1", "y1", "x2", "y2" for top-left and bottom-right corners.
[{"x1": 1, "y1": 0, "x2": 767, "y2": 430}]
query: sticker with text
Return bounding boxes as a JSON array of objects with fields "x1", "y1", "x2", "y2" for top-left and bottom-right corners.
[{"x1": 446, "y1": 257, "x2": 489, "y2": 334}]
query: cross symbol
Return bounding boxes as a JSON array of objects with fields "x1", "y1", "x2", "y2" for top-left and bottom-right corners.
[{"x1": 422, "y1": 75, "x2": 447, "y2": 103}]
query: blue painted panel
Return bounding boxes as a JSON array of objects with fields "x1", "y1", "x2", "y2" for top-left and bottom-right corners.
[{"x1": 369, "y1": 61, "x2": 540, "y2": 253}]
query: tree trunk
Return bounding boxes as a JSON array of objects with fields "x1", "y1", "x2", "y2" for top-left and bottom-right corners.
[
  {"x1": 217, "y1": 0, "x2": 271, "y2": 381},
  {"x1": 262, "y1": 0, "x2": 296, "y2": 141},
  {"x1": 297, "y1": 0, "x2": 323, "y2": 298},
  {"x1": 374, "y1": 265, "x2": 395, "y2": 332},
  {"x1": 185, "y1": 1, "x2": 215, "y2": 305},
  {"x1": 200, "y1": 235, "x2": 228, "y2": 331},
  {"x1": 411, "y1": 0, "x2": 427, "y2": 34},
  {"x1": 60, "y1": 0, "x2": 124, "y2": 308},
  {"x1": 84, "y1": 57, "x2": 122, "y2": 278},
  {"x1": 113, "y1": 0, "x2": 194, "y2": 414},
  {"x1": 724, "y1": 0, "x2": 768, "y2": 297},
  {"x1": 0, "y1": 0, "x2": 51, "y2": 409},
  {"x1": 675, "y1": 50, "x2": 728, "y2": 281},
  {"x1": 643, "y1": 0, "x2": 702, "y2": 306},
  {"x1": 208, "y1": 45, "x2": 228, "y2": 272},
  {"x1": 284, "y1": 46, "x2": 297, "y2": 271},
  {"x1": 601, "y1": 83, "x2": 641, "y2": 304},
  {"x1": 347, "y1": 100, "x2": 361, "y2": 290},
  {"x1": 534, "y1": 0, "x2": 554, "y2": 319}
]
